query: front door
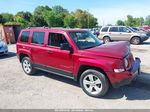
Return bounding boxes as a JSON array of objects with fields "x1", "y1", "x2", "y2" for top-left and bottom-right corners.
[
  {"x1": 44, "y1": 32, "x2": 74, "y2": 77},
  {"x1": 118, "y1": 27, "x2": 132, "y2": 41}
]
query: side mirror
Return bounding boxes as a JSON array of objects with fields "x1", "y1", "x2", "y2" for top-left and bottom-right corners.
[
  {"x1": 127, "y1": 30, "x2": 131, "y2": 33},
  {"x1": 60, "y1": 43, "x2": 74, "y2": 54}
]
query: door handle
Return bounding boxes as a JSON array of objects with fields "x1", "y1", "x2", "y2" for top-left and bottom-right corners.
[{"x1": 47, "y1": 50, "x2": 54, "y2": 54}]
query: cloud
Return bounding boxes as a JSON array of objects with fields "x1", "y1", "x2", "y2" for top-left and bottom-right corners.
[{"x1": 89, "y1": 3, "x2": 150, "y2": 25}]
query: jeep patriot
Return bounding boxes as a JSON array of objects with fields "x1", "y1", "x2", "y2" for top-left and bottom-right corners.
[{"x1": 16, "y1": 27, "x2": 141, "y2": 97}]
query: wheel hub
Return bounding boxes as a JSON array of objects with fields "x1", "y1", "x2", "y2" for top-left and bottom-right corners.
[{"x1": 83, "y1": 74, "x2": 102, "y2": 95}]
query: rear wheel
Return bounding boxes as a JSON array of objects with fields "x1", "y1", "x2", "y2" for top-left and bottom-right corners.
[
  {"x1": 80, "y1": 69, "x2": 109, "y2": 97},
  {"x1": 103, "y1": 37, "x2": 111, "y2": 44},
  {"x1": 130, "y1": 37, "x2": 141, "y2": 45},
  {"x1": 21, "y1": 57, "x2": 36, "y2": 75}
]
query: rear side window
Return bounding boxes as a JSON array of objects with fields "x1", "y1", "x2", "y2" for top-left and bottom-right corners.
[
  {"x1": 101, "y1": 27, "x2": 108, "y2": 32},
  {"x1": 109, "y1": 27, "x2": 118, "y2": 32},
  {"x1": 20, "y1": 31, "x2": 30, "y2": 43},
  {"x1": 31, "y1": 32, "x2": 45, "y2": 45}
]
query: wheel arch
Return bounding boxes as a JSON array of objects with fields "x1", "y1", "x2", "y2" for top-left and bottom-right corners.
[
  {"x1": 19, "y1": 53, "x2": 29, "y2": 62},
  {"x1": 76, "y1": 65, "x2": 111, "y2": 84}
]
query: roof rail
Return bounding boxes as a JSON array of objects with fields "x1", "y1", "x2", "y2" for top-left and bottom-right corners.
[{"x1": 26, "y1": 26, "x2": 50, "y2": 29}]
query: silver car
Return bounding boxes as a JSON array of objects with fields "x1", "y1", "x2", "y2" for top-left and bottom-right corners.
[
  {"x1": 0, "y1": 40, "x2": 8, "y2": 56},
  {"x1": 98, "y1": 26, "x2": 149, "y2": 44}
]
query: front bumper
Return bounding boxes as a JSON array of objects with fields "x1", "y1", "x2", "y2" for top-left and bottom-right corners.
[
  {"x1": 0, "y1": 48, "x2": 8, "y2": 56},
  {"x1": 141, "y1": 36, "x2": 149, "y2": 41},
  {"x1": 111, "y1": 57, "x2": 141, "y2": 88}
]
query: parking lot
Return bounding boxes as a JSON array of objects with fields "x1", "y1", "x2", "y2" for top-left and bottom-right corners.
[{"x1": 0, "y1": 39, "x2": 150, "y2": 109}]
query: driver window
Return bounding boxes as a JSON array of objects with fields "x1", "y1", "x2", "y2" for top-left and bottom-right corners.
[
  {"x1": 48, "y1": 33, "x2": 68, "y2": 47},
  {"x1": 119, "y1": 27, "x2": 127, "y2": 32}
]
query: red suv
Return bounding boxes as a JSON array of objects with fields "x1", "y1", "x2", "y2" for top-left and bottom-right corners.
[{"x1": 16, "y1": 27, "x2": 141, "y2": 97}]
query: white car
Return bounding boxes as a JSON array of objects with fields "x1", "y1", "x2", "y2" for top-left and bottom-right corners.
[{"x1": 0, "y1": 40, "x2": 8, "y2": 56}]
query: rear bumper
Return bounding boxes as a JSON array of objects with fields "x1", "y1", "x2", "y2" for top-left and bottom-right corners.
[{"x1": 111, "y1": 58, "x2": 141, "y2": 88}]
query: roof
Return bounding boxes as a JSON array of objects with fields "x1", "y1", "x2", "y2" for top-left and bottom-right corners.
[{"x1": 22, "y1": 27, "x2": 88, "y2": 32}]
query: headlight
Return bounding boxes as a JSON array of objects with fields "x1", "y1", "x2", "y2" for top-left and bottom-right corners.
[
  {"x1": 124, "y1": 58, "x2": 129, "y2": 68},
  {"x1": 140, "y1": 33, "x2": 146, "y2": 36},
  {"x1": 2, "y1": 42, "x2": 7, "y2": 48},
  {"x1": 114, "y1": 69, "x2": 125, "y2": 72}
]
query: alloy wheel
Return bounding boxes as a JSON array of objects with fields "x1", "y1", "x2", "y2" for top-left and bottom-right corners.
[{"x1": 83, "y1": 74, "x2": 102, "y2": 95}]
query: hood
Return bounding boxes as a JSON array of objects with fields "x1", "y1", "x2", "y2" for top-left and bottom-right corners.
[{"x1": 84, "y1": 41, "x2": 130, "y2": 59}]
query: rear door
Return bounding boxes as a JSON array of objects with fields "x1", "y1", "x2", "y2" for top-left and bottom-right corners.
[
  {"x1": 108, "y1": 27, "x2": 119, "y2": 40},
  {"x1": 29, "y1": 31, "x2": 47, "y2": 65}
]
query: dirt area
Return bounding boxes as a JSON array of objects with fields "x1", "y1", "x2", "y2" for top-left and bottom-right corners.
[{"x1": 0, "y1": 39, "x2": 150, "y2": 109}]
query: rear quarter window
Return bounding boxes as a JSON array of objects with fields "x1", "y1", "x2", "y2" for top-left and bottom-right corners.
[
  {"x1": 101, "y1": 27, "x2": 109, "y2": 32},
  {"x1": 20, "y1": 31, "x2": 30, "y2": 43}
]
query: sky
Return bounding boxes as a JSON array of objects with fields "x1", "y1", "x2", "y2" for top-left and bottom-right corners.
[{"x1": 0, "y1": 0, "x2": 150, "y2": 25}]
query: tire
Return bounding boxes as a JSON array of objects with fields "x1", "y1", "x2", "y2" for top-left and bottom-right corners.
[
  {"x1": 21, "y1": 57, "x2": 36, "y2": 75},
  {"x1": 130, "y1": 37, "x2": 141, "y2": 45},
  {"x1": 103, "y1": 37, "x2": 111, "y2": 44},
  {"x1": 80, "y1": 69, "x2": 109, "y2": 98}
]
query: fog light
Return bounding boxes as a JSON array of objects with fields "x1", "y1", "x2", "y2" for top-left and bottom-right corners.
[{"x1": 114, "y1": 69, "x2": 125, "y2": 72}]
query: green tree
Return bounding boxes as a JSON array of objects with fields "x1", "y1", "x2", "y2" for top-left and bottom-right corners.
[
  {"x1": 134, "y1": 17, "x2": 144, "y2": 26},
  {"x1": 116, "y1": 20, "x2": 125, "y2": 25},
  {"x1": 88, "y1": 14, "x2": 98, "y2": 28},
  {"x1": 0, "y1": 13, "x2": 14, "y2": 23},
  {"x1": 34, "y1": 6, "x2": 51, "y2": 15},
  {"x1": 14, "y1": 11, "x2": 33, "y2": 28},
  {"x1": 31, "y1": 6, "x2": 51, "y2": 27},
  {"x1": 145, "y1": 15, "x2": 150, "y2": 26},
  {"x1": 15, "y1": 11, "x2": 32, "y2": 22},
  {"x1": 0, "y1": 15, "x2": 4, "y2": 24},
  {"x1": 52, "y1": 5, "x2": 68, "y2": 14},
  {"x1": 64, "y1": 14, "x2": 77, "y2": 28},
  {"x1": 44, "y1": 10, "x2": 63, "y2": 27},
  {"x1": 124, "y1": 15, "x2": 136, "y2": 26},
  {"x1": 73, "y1": 9, "x2": 97, "y2": 28},
  {"x1": 107, "y1": 24, "x2": 112, "y2": 26},
  {"x1": 14, "y1": 16, "x2": 27, "y2": 28},
  {"x1": 31, "y1": 14, "x2": 47, "y2": 27}
]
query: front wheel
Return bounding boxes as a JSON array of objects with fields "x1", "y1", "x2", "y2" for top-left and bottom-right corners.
[
  {"x1": 21, "y1": 57, "x2": 36, "y2": 75},
  {"x1": 80, "y1": 69, "x2": 109, "y2": 97},
  {"x1": 130, "y1": 37, "x2": 141, "y2": 45}
]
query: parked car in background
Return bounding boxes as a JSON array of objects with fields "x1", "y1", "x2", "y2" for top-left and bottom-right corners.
[
  {"x1": 133, "y1": 27, "x2": 150, "y2": 37},
  {"x1": 0, "y1": 39, "x2": 8, "y2": 56},
  {"x1": 17, "y1": 27, "x2": 141, "y2": 98},
  {"x1": 90, "y1": 28, "x2": 100, "y2": 37},
  {"x1": 142, "y1": 26, "x2": 150, "y2": 31},
  {"x1": 99, "y1": 26, "x2": 149, "y2": 45}
]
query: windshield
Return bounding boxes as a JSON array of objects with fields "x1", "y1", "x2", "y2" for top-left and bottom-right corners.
[
  {"x1": 127, "y1": 27, "x2": 136, "y2": 32},
  {"x1": 69, "y1": 31, "x2": 101, "y2": 50}
]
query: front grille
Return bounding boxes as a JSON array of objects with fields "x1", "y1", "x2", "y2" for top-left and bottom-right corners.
[{"x1": 0, "y1": 52, "x2": 4, "y2": 54}]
